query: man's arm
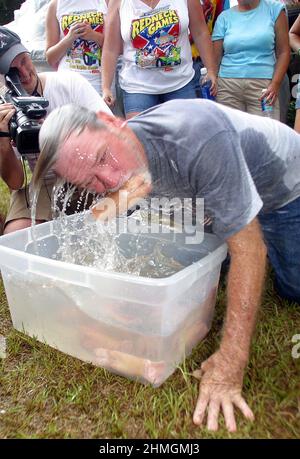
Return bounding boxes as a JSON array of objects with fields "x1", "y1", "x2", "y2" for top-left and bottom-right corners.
[
  {"x1": 0, "y1": 103, "x2": 24, "y2": 189},
  {"x1": 193, "y1": 218, "x2": 267, "y2": 431}
]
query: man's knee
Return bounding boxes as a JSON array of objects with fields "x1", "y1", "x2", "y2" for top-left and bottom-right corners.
[{"x1": 274, "y1": 277, "x2": 300, "y2": 305}]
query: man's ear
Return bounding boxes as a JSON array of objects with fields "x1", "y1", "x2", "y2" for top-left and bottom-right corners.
[{"x1": 96, "y1": 111, "x2": 126, "y2": 128}]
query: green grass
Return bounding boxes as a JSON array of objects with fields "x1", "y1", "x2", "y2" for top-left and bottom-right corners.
[{"x1": 0, "y1": 178, "x2": 299, "y2": 439}]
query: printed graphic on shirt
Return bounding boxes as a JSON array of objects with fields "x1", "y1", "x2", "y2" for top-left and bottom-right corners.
[
  {"x1": 131, "y1": 7, "x2": 181, "y2": 70},
  {"x1": 61, "y1": 10, "x2": 104, "y2": 72}
]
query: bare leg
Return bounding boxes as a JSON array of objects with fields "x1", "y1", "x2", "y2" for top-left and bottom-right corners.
[{"x1": 4, "y1": 218, "x2": 46, "y2": 234}]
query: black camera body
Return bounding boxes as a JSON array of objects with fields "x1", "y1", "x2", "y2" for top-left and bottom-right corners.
[{"x1": 0, "y1": 68, "x2": 49, "y2": 156}]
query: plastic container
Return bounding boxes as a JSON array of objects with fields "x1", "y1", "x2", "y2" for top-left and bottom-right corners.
[
  {"x1": 0, "y1": 213, "x2": 227, "y2": 386},
  {"x1": 200, "y1": 67, "x2": 215, "y2": 101},
  {"x1": 261, "y1": 89, "x2": 273, "y2": 118}
]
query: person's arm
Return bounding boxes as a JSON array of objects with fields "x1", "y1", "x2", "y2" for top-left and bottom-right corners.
[
  {"x1": 261, "y1": 11, "x2": 290, "y2": 106},
  {"x1": 193, "y1": 218, "x2": 267, "y2": 431},
  {"x1": 45, "y1": 0, "x2": 91, "y2": 68},
  {"x1": 289, "y1": 14, "x2": 300, "y2": 53},
  {"x1": 294, "y1": 100, "x2": 300, "y2": 133},
  {"x1": 212, "y1": 39, "x2": 224, "y2": 75},
  {"x1": 188, "y1": 0, "x2": 217, "y2": 95},
  {"x1": 0, "y1": 104, "x2": 24, "y2": 189},
  {"x1": 101, "y1": 0, "x2": 123, "y2": 107},
  {"x1": 290, "y1": 16, "x2": 300, "y2": 133}
]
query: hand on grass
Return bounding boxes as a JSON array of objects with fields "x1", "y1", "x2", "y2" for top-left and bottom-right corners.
[{"x1": 193, "y1": 350, "x2": 254, "y2": 432}]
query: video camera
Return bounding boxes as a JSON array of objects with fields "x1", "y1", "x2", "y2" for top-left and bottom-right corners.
[{"x1": 0, "y1": 68, "x2": 49, "y2": 155}]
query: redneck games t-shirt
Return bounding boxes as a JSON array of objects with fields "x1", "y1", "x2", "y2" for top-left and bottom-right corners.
[
  {"x1": 56, "y1": 0, "x2": 107, "y2": 93},
  {"x1": 119, "y1": 0, "x2": 194, "y2": 93}
]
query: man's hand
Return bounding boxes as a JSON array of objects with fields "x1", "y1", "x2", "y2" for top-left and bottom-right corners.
[
  {"x1": 193, "y1": 349, "x2": 254, "y2": 432},
  {"x1": 91, "y1": 173, "x2": 152, "y2": 221},
  {"x1": 0, "y1": 103, "x2": 24, "y2": 189},
  {"x1": 192, "y1": 219, "x2": 266, "y2": 432}
]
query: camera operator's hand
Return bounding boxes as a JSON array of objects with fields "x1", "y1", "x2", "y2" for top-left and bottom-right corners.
[
  {"x1": 0, "y1": 103, "x2": 24, "y2": 190},
  {"x1": 0, "y1": 103, "x2": 15, "y2": 133}
]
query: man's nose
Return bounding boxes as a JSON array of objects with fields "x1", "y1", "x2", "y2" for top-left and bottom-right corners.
[
  {"x1": 16, "y1": 65, "x2": 29, "y2": 79},
  {"x1": 95, "y1": 165, "x2": 121, "y2": 189}
]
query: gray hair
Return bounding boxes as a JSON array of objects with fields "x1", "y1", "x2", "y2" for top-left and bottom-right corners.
[{"x1": 32, "y1": 104, "x2": 106, "y2": 192}]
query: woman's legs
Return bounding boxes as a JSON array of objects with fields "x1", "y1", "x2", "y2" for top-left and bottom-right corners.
[
  {"x1": 216, "y1": 78, "x2": 246, "y2": 112},
  {"x1": 162, "y1": 78, "x2": 196, "y2": 102},
  {"x1": 123, "y1": 78, "x2": 196, "y2": 118}
]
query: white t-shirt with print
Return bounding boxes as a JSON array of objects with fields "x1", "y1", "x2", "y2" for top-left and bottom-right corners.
[
  {"x1": 119, "y1": 0, "x2": 194, "y2": 94},
  {"x1": 56, "y1": 0, "x2": 107, "y2": 94}
]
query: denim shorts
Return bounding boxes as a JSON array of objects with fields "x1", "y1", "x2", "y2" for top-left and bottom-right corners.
[{"x1": 122, "y1": 78, "x2": 196, "y2": 114}]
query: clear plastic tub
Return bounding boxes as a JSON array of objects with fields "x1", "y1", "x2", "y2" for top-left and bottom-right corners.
[{"x1": 0, "y1": 213, "x2": 227, "y2": 386}]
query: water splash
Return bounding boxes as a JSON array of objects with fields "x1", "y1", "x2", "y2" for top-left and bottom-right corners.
[{"x1": 30, "y1": 180, "x2": 184, "y2": 278}]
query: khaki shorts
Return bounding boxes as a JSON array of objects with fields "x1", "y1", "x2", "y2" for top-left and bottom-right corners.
[
  {"x1": 216, "y1": 77, "x2": 280, "y2": 120},
  {"x1": 5, "y1": 181, "x2": 54, "y2": 225},
  {"x1": 5, "y1": 181, "x2": 95, "y2": 227}
]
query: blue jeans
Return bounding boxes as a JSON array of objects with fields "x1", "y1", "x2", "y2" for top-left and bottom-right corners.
[
  {"x1": 123, "y1": 78, "x2": 196, "y2": 114},
  {"x1": 258, "y1": 196, "x2": 300, "y2": 303}
]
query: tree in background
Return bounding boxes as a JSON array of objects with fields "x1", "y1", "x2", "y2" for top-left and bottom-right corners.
[{"x1": 0, "y1": 0, "x2": 25, "y2": 25}]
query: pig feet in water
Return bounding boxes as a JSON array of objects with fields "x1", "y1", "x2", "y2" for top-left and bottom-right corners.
[{"x1": 94, "y1": 348, "x2": 167, "y2": 385}]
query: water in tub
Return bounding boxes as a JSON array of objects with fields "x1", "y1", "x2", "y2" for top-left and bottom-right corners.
[{"x1": 21, "y1": 183, "x2": 212, "y2": 383}]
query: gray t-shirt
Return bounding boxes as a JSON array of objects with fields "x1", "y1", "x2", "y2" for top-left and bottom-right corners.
[{"x1": 128, "y1": 99, "x2": 300, "y2": 240}]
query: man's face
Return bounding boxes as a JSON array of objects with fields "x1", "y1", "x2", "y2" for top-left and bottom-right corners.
[
  {"x1": 54, "y1": 126, "x2": 144, "y2": 195},
  {"x1": 10, "y1": 52, "x2": 37, "y2": 94}
]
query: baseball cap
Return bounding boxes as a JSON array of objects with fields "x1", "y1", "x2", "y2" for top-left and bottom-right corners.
[{"x1": 0, "y1": 26, "x2": 29, "y2": 75}]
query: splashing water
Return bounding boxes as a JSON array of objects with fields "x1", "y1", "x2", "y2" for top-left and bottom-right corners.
[{"x1": 30, "y1": 181, "x2": 184, "y2": 278}]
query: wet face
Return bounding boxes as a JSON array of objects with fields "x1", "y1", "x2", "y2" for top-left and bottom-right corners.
[
  {"x1": 10, "y1": 52, "x2": 38, "y2": 95},
  {"x1": 54, "y1": 126, "x2": 145, "y2": 195}
]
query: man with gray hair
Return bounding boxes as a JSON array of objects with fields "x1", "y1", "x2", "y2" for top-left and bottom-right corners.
[
  {"x1": 32, "y1": 98, "x2": 300, "y2": 432},
  {"x1": 0, "y1": 26, "x2": 111, "y2": 234}
]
